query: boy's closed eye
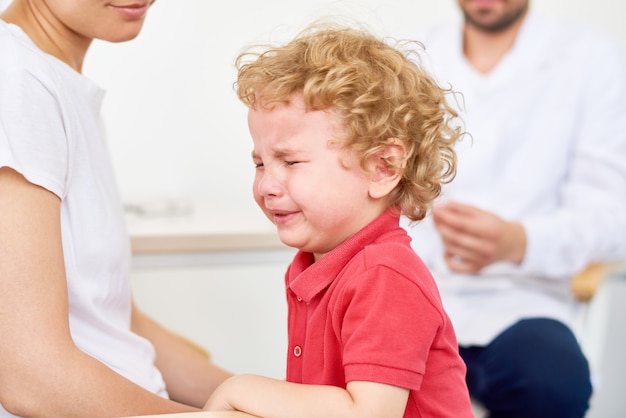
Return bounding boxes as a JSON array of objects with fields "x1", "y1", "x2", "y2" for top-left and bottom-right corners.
[
  {"x1": 252, "y1": 157, "x2": 263, "y2": 168},
  {"x1": 254, "y1": 161, "x2": 300, "y2": 168}
]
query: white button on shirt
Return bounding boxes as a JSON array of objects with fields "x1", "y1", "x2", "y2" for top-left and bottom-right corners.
[{"x1": 293, "y1": 345, "x2": 302, "y2": 357}]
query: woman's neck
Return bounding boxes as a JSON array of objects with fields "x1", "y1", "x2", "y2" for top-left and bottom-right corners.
[{"x1": 1, "y1": 1, "x2": 91, "y2": 72}]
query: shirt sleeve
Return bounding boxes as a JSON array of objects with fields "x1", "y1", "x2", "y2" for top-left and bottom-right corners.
[
  {"x1": 0, "y1": 66, "x2": 68, "y2": 198},
  {"x1": 521, "y1": 38, "x2": 626, "y2": 278},
  {"x1": 337, "y1": 264, "x2": 445, "y2": 391}
]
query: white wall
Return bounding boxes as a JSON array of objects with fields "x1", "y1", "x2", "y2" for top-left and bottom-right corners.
[
  {"x1": 77, "y1": 0, "x2": 626, "y2": 217},
  {"x1": 130, "y1": 249, "x2": 296, "y2": 380},
  {"x1": 83, "y1": 0, "x2": 457, "y2": 216}
]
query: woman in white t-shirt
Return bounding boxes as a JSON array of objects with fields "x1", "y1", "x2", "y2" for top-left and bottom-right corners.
[{"x1": 0, "y1": 1, "x2": 231, "y2": 416}]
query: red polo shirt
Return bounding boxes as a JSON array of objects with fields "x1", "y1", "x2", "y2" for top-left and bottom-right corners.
[{"x1": 284, "y1": 210, "x2": 473, "y2": 417}]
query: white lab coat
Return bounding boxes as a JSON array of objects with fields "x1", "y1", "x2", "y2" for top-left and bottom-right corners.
[{"x1": 402, "y1": 13, "x2": 626, "y2": 345}]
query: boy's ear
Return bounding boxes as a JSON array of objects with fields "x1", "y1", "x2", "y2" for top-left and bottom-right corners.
[{"x1": 367, "y1": 138, "x2": 406, "y2": 200}]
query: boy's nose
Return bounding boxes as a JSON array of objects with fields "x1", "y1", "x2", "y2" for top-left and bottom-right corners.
[{"x1": 256, "y1": 171, "x2": 283, "y2": 197}]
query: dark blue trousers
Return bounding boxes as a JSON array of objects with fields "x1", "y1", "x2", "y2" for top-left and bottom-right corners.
[{"x1": 460, "y1": 318, "x2": 592, "y2": 418}]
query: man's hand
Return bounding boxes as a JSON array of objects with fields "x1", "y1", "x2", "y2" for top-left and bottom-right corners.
[{"x1": 432, "y1": 201, "x2": 527, "y2": 273}]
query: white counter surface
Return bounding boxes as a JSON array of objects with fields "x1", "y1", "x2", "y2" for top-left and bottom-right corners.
[{"x1": 125, "y1": 199, "x2": 284, "y2": 254}]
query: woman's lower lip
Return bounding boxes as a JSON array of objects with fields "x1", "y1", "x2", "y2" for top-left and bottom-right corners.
[{"x1": 110, "y1": 4, "x2": 149, "y2": 19}]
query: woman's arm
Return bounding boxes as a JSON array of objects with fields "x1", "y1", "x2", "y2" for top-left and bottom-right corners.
[
  {"x1": 204, "y1": 374, "x2": 409, "y2": 418},
  {"x1": 0, "y1": 167, "x2": 199, "y2": 417}
]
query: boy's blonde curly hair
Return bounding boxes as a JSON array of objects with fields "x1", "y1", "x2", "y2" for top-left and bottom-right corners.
[{"x1": 235, "y1": 22, "x2": 461, "y2": 222}]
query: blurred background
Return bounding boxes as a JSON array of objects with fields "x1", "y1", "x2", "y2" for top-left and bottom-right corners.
[{"x1": 1, "y1": 1, "x2": 624, "y2": 416}]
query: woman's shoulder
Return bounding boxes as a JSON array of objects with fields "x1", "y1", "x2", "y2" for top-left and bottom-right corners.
[{"x1": 0, "y1": 20, "x2": 72, "y2": 88}]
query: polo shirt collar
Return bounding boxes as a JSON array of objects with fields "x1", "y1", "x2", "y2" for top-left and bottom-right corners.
[{"x1": 287, "y1": 209, "x2": 400, "y2": 303}]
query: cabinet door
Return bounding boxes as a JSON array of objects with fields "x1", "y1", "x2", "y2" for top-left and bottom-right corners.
[{"x1": 131, "y1": 249, "x2": 294, "y2": 378}]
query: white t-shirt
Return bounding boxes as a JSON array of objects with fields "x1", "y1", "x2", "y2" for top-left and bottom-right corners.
[
  {"x1": 402, "y1": 14, "x2": 626, "y2": 345},
  {"x1": 0, "y1": 20, "x2": 167, "y2": 415}
]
